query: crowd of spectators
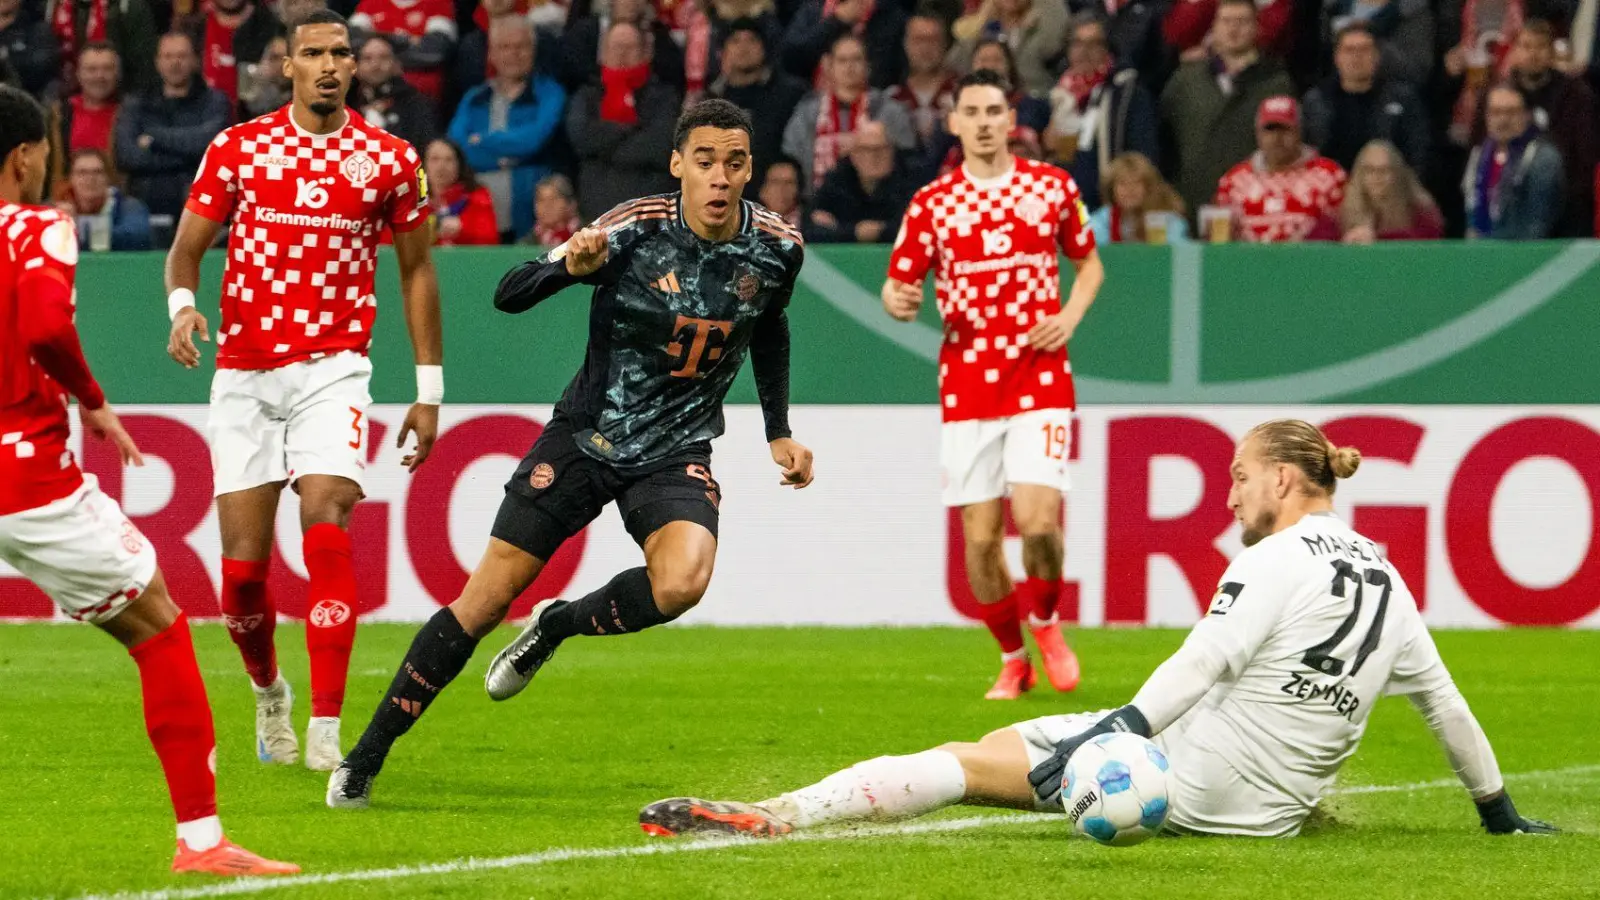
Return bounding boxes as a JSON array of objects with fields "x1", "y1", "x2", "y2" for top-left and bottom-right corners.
[{"x1": 3, "y1": 0, "x2": 1598, "y2": 251}]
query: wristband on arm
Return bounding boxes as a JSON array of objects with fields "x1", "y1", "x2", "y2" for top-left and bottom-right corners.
[
  {"x1": 168, "y1": 288, "x2": 196, "y2": 320},
  {"x1": 416, "y1": 365, "x2": 444, "y2": 404}
]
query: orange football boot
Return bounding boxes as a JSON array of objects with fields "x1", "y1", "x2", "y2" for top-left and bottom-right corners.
[
  {"x1": 1029, "y1": 621, "x2": 1081, "y2": 692},
  {"x1": 172, "y1": 838, "x2": 301, "y2": 876},
  {"x1": 984, "y1": 657, "x2": 1037, "y2": 699},
  {"x1": 639, "y1": 798, "x2": 793, "y2": 838}
]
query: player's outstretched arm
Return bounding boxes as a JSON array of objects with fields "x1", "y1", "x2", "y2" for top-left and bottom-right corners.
[
  {"x1": 1407, "y1": 680, "x2": 1558, "y2": 834},
  {"x1": 495, "y1": 227, "x2": 611, "y2": 314},
  {"x1": 1388, "y1": 603, "x2": 1557, "y2": 834},
  {"x1": 164, "y1": 210, "x2": 223, "y2": 369},
  {"x1": 393, "y1": 224, "x2": 444, "y2": 472}
]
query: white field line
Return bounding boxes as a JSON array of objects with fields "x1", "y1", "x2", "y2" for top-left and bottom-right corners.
[
  {"x1": 60, "y1": 763, "x2": 1598, "y2": 900},
  {"x1": 1332, "y1": 763, "x2": 1600, "y2": 795}
]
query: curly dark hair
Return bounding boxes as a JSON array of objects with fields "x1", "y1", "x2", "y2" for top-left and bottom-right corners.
[
  {"x1": 673, "y1": 98, "x2": 755, "y2": 150},
  {"x1": 0, "y1": 84, "x2": 46, "y2": 168}
]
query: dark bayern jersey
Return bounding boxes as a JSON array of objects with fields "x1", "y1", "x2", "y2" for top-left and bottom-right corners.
[{"x1": 495, "y1": 193, "x2": 805, "y2": 467}]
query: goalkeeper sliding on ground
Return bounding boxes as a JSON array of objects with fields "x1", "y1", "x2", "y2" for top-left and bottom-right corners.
[{"x1": 640, "y1": 419, "x2": 1557, "y2": 840}]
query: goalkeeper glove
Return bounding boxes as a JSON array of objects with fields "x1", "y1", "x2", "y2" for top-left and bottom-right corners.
[
  {"x1": 1476, "y1": 791, "x2": 1559, "y2": 835},
  {"x1": 1027, "y1": 705, "x2": 1152, "y2": 808}
]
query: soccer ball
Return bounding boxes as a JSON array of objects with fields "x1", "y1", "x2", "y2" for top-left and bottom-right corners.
[{"x1": 1061, "y1": 732, "x2": 1171, "y2": 846}]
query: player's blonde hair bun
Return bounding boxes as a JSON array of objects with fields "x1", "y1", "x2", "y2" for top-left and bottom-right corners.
[
  {"x1": 1329, "y1": 445, "x2": 1362, "y2": 480},
  {"x1": 1246, "y1": 419, "x2": 1360, "y2": 496}
]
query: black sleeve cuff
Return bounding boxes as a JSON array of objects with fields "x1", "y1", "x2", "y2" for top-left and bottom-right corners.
[{"x1": 1103, "y1": 705, "x2": 1154, "y2": 739}]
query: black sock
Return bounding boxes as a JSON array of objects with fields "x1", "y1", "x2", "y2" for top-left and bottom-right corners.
[
  {"x1": 539, "y1": 567, "x2": 674, "y2": 640},
  {"x1": 346, "y1": 607, "x2": 479, "y2": 775}
]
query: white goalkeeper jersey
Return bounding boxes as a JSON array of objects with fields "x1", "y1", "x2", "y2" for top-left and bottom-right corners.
[{"x1": 1147, "y1": 512, "x2": 1455, "y2": 824}]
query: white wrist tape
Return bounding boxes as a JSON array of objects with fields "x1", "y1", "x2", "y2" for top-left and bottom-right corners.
[
  {"x1": 168, "y1": 288, "x2": 196, "y2": 321},
  {"x1": 416, "y1": 365, "x2": 444, "y2": 405}
]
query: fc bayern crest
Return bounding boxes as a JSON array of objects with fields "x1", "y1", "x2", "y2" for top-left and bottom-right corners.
[
  {"x1": 733, "y1": 271, "x2": 760, "y2": 303},
  {"x1": 1016, "y1": 194, "x2": 1049, "y2": 227},
  {"x1": 341, "y1": 151, "x2": 377, "y2": 188},
  {"x1": 529, "y1": 462, "x2": 555, "y2": 489}
]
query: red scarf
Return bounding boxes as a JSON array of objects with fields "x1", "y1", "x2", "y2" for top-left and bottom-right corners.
[
  {"x1": 53, "y1": 0, "x2": 108, "y2": 86},
  {"x1": 1451, "y1": 0, "x2": 1524, "y2": 143},
  {"x1": 812, "y1": 92, "x2": 865, "y2": 187},
  {"x1": 814, "y1": 0, "x2": 873, "y2": 87},
  {"x1": 1056, "y1": 59, "x2": 1110, "y2": 113},
  {"x1": 1108, "y1": 205, "x2": 1144, "y2": 243},
  {"x1": 681, "y1": 3, "x2": 711, "y2": 103},
  {"x1": 600, "y1": 63, "x2": 652, "y2": 124},
  {"x1": 202, "y1": 13, "x2": 243, "y2": 100}
]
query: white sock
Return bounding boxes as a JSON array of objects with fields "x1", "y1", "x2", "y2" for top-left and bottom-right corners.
[
  {"x1": 309, "y1": 716, "x2": 340, "y2": 730},
  {"x1": 252, "y1": 675, "x2": 287, "y2": 698},
  {"x1": 177, "y1": 815, "x2": 224, "y2": 851},
  {"x1": 766, "y1": 750, "x2": 967, "y2": 829},
  {"x1": 1002, "y1": 648, "x2": 1029, "y2": 663},
  {"x1": 1028, "y1": 614, "x2": 1058, "y2": 629}
]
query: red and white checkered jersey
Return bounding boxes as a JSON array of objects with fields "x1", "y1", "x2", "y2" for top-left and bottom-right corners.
[
  {"x1": 349, "y1": 0, "x2": 457, "y2": 96},
  {"x1": 185, "y1": 106, "x2": 430, "y2": 371},
  {"x1": 1216, "y1": 151, "x2": 1347, "y2": 244},
  {"x1": 887, "y1": 158, "x2": 1096, "y2": 422},
  {"x1": 0, "y1": 204, "x2": 85, "y2": 515}
]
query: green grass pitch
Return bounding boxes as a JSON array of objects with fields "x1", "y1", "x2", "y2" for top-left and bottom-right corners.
[{"x1": 1, "y1": 624, "x2": 1597, "y2": 899}]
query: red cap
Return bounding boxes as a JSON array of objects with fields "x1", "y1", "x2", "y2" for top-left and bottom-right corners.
[{"x1": 1256, "y1": 95, "x2": 1299, "y2": 128}]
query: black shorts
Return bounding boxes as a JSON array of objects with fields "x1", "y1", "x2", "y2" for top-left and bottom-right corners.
[{"x1": 490, "y1": 416, "x2": 721, "y2": 562}]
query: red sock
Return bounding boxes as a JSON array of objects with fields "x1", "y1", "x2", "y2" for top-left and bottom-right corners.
[
  {"x1": 129, "y1": 614, "x2": 219, "y2": 824},
  {"x1": 304, "y1": 523, "x2": 359, "y2": 719},
  {"x1": 977, "y1": 592, "x2": 1025, "y2": 654},
  {"x1": 1023, "y1": 577, "x2": 1059, "y2": 622},
  {"x1": 220, "y1": 557, "x2": 276, "y2": 687}
]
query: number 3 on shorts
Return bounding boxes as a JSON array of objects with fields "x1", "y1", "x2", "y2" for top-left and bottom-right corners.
[
  {"x1": 1041, "y1": 423, "x2": 1069, "y2": 460},
  {"x1": 348, "y1": 407, "x2": 364, "y2": 450}
]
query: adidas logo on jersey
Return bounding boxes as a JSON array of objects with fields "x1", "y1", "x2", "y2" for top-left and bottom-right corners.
[{"x1": 653, "y1": 272, "x2": 682, "y2": 294}]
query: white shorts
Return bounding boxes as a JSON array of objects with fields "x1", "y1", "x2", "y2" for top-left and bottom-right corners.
[
  {"x1": 941, "y1": 408, "x2": 1073, "y2": 507},
  {"x1": 0, "y1": 476, "x2": 157, "y2": 624},
  {"x1": 1011, "y1": 713, "x2": 1305, "y2": 837},
  {"x1": 207, "y1": 351, "x2": 373, "y2": 497}
]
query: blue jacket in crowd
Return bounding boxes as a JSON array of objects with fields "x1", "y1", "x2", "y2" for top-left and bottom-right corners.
[
  {"x1": 448, "y1": 75, "x2": 567, "y2": 239},
  {"x1": 75, "y1": 188, "x2": 154, "y2": 252}
]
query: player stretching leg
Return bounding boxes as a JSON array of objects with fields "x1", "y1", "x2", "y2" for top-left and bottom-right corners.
[
  {"x1": 328, "y1": 100, "x2": 812, "y2": 808},
  {"x1": 164, "y1": 8, "x2": 443, "y2": 772},
  {"x1": 882, "y1": 70, "x2": 1104, "y2": 700},
  {"x1": 642, "y1": 419, "x2": 1558, "y2": 840},
  {"x1": 0, "y1": 86, "x2": 298, "y2": 876}
]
